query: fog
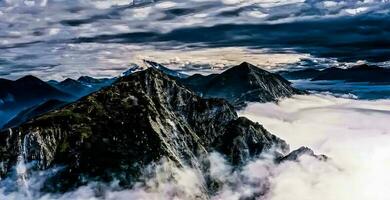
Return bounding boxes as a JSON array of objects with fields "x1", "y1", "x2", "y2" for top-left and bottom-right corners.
[{"x1": 240, "y1": 94, "x2": 390, "y2": 200}]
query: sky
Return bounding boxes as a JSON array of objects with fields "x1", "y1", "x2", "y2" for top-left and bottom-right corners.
[{"x1": 0, "y1": 0, "x2": 389, "y2": 80}]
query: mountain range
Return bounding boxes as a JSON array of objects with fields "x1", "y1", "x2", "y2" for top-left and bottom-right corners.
[
  {"x1": 0, "y1": 75, "x2": 113, "y2": 129},
  {"x1": 279, "y1": 64, "x2": 390, "y2": 83},
  {"x1": 0, "y1": 67, "x2": 320, "y2": 196},
  {"x1": 1, "y1": 61, "x2": 303, "y2": 130},
  {"x1": 0, "y1": 76, "x2": 74, "y2": 128}
]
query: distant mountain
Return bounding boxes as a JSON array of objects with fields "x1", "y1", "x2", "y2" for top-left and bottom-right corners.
[
  {"x1": 0, "y1": 75, "x2": 74, "y2": 127},
  {"x1": 278, "y1": 68, "x2": 324, "y2": 80},
  {"x1": 0, "y1": 75, "x2": 72, "y2": 109},
  {"x1": 77, "y1": 76, "x2": 113, "y2": 85},
  {"x1": 53, "y1": 78, "x2": 92, "y2": 96},
  {"x1": 2, "y1": 99, "x2": 67, "y2": 129},
  {"x1": 0, "y1": 68, "x2": 318, "y2": 194},
  {"x1": 49, "y1": 76, "x2": 114, "y2": 98},
  {"x1": 312, "y1": 64, "x2": 390, "y2": 83},
  {"x1": 279, "y1": 64, "x2": 390, "y2": 83},
  {"x1": 179, "y1": 62, "x2": 305, "y2": 107}
]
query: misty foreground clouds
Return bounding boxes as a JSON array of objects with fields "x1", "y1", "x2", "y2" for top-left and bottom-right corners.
[
  {"x1": 1, "y1": 94, "x2": 390, "y2": 200},
  {"x1": 240, "y1": 94, "x2": 390, "y2": 200}
]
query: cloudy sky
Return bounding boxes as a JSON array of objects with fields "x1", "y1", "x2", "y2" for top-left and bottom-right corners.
[{"x1": 0, "y1": 0, "x2": 389, "y2": 80}]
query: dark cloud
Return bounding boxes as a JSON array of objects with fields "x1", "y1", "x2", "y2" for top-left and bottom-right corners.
[
  {"x1": 1, "y1": 0, "x2": 390, "y2": 79},
  {"x1": 71, "y1": 12, "x2": 390, "y2": 62}
]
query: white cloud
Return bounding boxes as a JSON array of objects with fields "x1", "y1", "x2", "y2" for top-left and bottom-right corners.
[
  {"x1": 239, "y1": 94, "x2": 390, "y2": 200},
  {"x1": 345, "y1": 7, "x2": 369, "y2": 15},
  {"x1": 154, "y1": 1, "x2": 178, "y2": 9}
]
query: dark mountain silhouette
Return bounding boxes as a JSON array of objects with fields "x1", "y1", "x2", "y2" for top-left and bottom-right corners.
[
  {"x1": 0, "y1": 75, "x2": 74, "y2": 127},
  {"x1": 52, "y1": 78, "x2": 92, "y2": 96},
  {"x1": 312, "y1": 64, "x2": 390, "y2": 83},
  {"x1": 279, "y1": 64, "x2": 390, "y2": 83},
  {"x1": 0, "y1": 75, "x2": 72, "y2": 109},
  {"x1": 77, "y1": 76, "x2": 113, "y2": 85},
  {"x1": 50, "y1": 77, "x2": 114, "y2": 98},
  {"x1": 278, "y1": 68, "x2": 323, "y2": 80}
]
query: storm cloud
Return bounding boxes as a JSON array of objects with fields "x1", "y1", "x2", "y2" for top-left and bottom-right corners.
[{"x1": 0, "y1": 0, "x2": 389, "y2": 79}]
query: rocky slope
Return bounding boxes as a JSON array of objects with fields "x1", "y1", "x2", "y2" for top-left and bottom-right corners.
[
  {"x1": 0, "y1": 68, "x2": 297, "y2": 192},
  {"x1": 179, "y1": 62, "x2": 305, "y2": 107}
]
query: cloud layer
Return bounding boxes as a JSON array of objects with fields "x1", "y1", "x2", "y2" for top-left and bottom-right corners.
[{"x1": 240, "y1": 94, "x2": 390, "y2": 200}]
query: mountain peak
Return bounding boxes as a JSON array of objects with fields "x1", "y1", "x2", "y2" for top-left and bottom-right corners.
[
  {"x1": 16, "y1": 75, "x2": 43, "y2": 84},
  {"x1": 238, "y1": 61, "x2": 253, "y2": 67},
  {"x1": 119, "y1": 66, "x2": 165, "y2": 81},
  {"x1": 226, "y1": 62, "x2": 269, "y2": 75},
  {"x1": 143, "y1": 60, "x2": 189, "y2": 78},
  {"x1": 61, "y1": 78, "x2": 79, "y2": 84},
  {"x1": 237, "y1": 61, "x2": 257, "y2": 70}
]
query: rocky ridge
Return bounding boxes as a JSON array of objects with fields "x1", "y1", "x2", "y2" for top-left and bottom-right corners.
[{"x1": 0, "y1": 68, "x2": 300, "y2": 192}]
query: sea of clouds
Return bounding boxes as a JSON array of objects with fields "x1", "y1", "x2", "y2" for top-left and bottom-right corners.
[
  {"x1": 240, "y1": 94, "x2": 390, "y2": 200},
  {"x1": 1, "y1": 93, "x2": 390, "y2": 199}
]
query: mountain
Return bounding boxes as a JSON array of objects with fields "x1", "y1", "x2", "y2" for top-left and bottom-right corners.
[
  {"x1": 0, "y1": 68, "x2": 315, "y2": 193},
  {"x1": 50, "y1": 77, "x2": 114, "y2": 98},
  {"x1": 120, "y1": 60, "x2": 189, "y2": 79},
  {"x1": 0, "y1": 75, "x2": 72, "y2": 109},
  {"x1": 179, "y1": 62, "x2": 305, "y2": 107},
  {"x1": 279, "y1": 64, "x2": 390, "y2": 83},
  {"x1": 278, "y1": 68, "x2": 323, "y2": 80},
  {"x1": 77, "y1": 76, "x2": 113, "y2": 85},
  {"x1": 120, "y1": 64, "x2": 144, "y2": 77},
  {"x1": 2, "y1": 99, "x2": 67, "y2": 129},
  {"x1": 312, "y1": 64, "x2": 390, "y2": 83},
  {"x1": 52, "y1": 78, "x2": 92, "y2": 96},
  {"x1": 0, "y1": 75, "x2": 74, "y2": 128},
  {"x1": 144, "y1": 60, "x2": 189, "y2": 78}
]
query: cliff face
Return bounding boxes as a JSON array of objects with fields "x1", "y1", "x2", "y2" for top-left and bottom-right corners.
[
  {"x1": 180, "y1": 62, "x2": 305, "y2": 107},
  {"x1": 0, "y1": 68, "x2": 289, "y2": 190}
]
